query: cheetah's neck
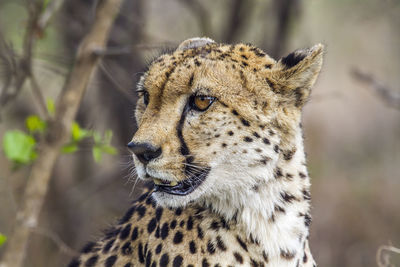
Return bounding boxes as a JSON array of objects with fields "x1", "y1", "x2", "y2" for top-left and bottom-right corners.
[{"x1": 203, "y1": 128, "x2": 313, "y2": 266}]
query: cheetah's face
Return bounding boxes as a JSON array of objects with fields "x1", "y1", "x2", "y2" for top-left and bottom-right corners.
[{"x1": 129, "y1": 38, "x2": 323, "y2": 208}]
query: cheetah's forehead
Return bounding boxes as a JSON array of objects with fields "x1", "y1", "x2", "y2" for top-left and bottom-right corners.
[{"x1": 142, "y1": 43, "x2": 277, "y2": 100}]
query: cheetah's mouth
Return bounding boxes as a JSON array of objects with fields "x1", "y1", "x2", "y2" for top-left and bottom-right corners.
[{"x1": 152, "y1": 167, "x2": 210, "y2": 196}]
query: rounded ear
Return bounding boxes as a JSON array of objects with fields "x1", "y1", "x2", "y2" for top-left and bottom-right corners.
[
  {"x1": 270, "y1": 44, "x2": 324, "y2": 108},
  {"x1": 177, "y1": 37, "x2": 215, "y2": 51}
]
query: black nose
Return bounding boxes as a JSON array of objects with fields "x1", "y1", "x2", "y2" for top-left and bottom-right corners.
[{"x1": 127, "y1": 142, "x2": 162, "y2": 164}]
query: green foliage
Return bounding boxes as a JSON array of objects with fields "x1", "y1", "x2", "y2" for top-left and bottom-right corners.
[
  {"x1": 0, "y1": 233, "x2": 6, "y2": 247},
  {"x1": 2, "y1": 112, "x2": 117, "y2": 167},
  {"x1": 46, "y1": 98, "x2": 55, "y2": 116},
  {"x1": 63, "y1": 122, "x2": 117, "y2": 162},
  {"x1": 26, "y1": 115, "x2": 47, "y2": 133},
  {"x1": 2, "y1": 130, "x2": 37, "y2": 164}
]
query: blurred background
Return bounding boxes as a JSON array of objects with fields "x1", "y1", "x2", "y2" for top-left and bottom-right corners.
[{"x1": 0, "y1": 0, "x2": 399, "y2": 266}]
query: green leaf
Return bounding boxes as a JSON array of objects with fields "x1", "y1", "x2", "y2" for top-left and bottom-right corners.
[
  {"x1": 2, "y1": 130, "x2": 36, "y2": 164},
  {"x1": 104, "y1": 130, "x2": 113, "y2": 144},
  {"x1": 92, "y1": 131, "x2": 101, "y2": 144},
  {"x1": 92, "y1": 146, "x2": 102, "y2": 162},
  {"x1": 71, "y1": 122, "x2": 90, "y2": 142},
  {"x1": 46, "y1": 98, "x2": 55, "y2": 116},
  {"x1": 101, "y1": 145, "x2": 117, "y2": 155},
  {"x1": 0, "y1": 233, "x2": 7, "y2": 247},
  {"x1": 61, "y1": 143, "x2": 78, "y2": 154},
  {"x1": 26, "y1": 115, "x2": 47, "y2": 133}
]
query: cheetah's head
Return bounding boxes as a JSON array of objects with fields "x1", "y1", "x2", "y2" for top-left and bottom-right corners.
[{"x1": 129, "y1": 38, "x2": 323, "y2": 208}]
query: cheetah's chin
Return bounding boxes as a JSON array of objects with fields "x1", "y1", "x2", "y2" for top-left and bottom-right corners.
[{"x1": 152, "y1": 167, "x2": 210, "y2": 196}]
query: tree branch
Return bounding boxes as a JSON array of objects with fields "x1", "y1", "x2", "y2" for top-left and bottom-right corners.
[
  {"x1": 351, "y1": 68, "x2": 400, "y2": 110},
  {"x1": 0, "y1": 0, "x2": 123, "y2": 266}
]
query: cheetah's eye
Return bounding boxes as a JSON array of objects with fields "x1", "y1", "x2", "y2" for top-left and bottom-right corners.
[{"x1": 190, "y1": 95, "x2": 216, "y2": 111}]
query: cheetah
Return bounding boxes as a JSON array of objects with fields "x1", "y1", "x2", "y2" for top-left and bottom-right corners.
[{"x1": 68, "y1": 37, "x2": 323, "y2": 267}]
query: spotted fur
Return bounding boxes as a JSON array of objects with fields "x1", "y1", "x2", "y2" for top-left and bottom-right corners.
[{"x1": 68, "y1": 37, "x2": 323, "y2": 267}]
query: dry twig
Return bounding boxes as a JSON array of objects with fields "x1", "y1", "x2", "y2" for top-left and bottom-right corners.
[
  {"x1": 351, "y1": 68, "x2": 400, "y2": 110},
  {"x1": 377, "y1": 244, "x2": 400, "y2": 267},
  {"x1": 0, "y1": 0, "x2": 123, "y2": 266}
]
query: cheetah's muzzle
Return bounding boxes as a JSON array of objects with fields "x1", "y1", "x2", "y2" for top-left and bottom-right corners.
[{"x1": 153, "y1": 166, "x2": 210, "y2": 196}]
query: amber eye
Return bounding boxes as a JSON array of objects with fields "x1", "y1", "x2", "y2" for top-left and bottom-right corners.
[{"x1": 190, "y1": 95, "x2": 216, "y2": 111}]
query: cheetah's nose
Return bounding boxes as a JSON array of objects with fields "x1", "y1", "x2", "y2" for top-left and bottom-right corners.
[{"x1": 127, "y1": 141, "x2": 162, "y2": 164}]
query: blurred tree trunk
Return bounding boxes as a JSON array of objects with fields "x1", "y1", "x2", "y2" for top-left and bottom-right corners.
[
  {"x1": 267, "y1": 0, "x2": 302, "y2": 58},
  {"x1": 0, "y1": 0, "x2": 123, "y2": 266}
]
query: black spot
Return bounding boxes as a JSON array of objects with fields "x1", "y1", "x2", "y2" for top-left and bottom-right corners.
[
  {"x1": 299, "y1": 172, "x2": 306, "y2": 178},
  {"x1": 304, "y1": 214, "x2": 312, "y2": 227},
  {"x1": 188, "y1": 73, "x2": 194, "y2": 87},
  {"x1": 119, "y1": 224, "x2": 131, "y2": 240},
  {"x1": 81, "y1": 242, "x2": 96, "y2": 254},
  {"x1": 118, "y1": 206, "x2": 135, "y2": 224},
  {"x1": 146, "y1": 251, "x2": 153, "y2": 267},
  {"x1": 274, "y1": 205, "x2": 286, "y2": 213},
  {"x1": 197, "y1": 225, "x2": 204, "y2": 239},
  {"x1": 156, "y1": 207, "x2": 163, "y2": 221},
  {"x1": 221, "y1": 143, "x2": 227, "y2": 148},
  {"x1": 227, "y1": 131, "x2": 234, "y2": 136},
  {"x1": 303, "y1": 189, "x2": 311, "y2": 200},
  {"x1": 179, "y1": 220, "x2": 185, "y2": 228},
  {"x1": 236, "y1": 236, "x2": 248, "y2": 251},
  {"x1": 147, "y1": 218, "x2": 157, "y2": 234},
  {"x1": 210, "y1": 220, "x2": 220, "y2": 230},
  {"x1": 105, "y1": 255, "x2": 117, "y2": 267},
  {"x1": 281, "y1": 192, "x2": 296, "y2": 203},
  {"x1": 232, "y1": 109, "x2": 239, "y2": 116},
  {"x1": 131, "y1": 227, "x2": 138, "y2": 241},
  {"x1": 160, "y1": 253, "x2": 169, "y2": 267},
  {"x1": 137, "y1": 205, "x2": 147, "y2": 218},
  {"x1": 303, "y1": 253, "x2": 308, "y2": 263},
  {"x1": 124, "y1": 263, "x2": 132, "y2": 267},
  {"x1": 262, "y1": 138, "x2": 270, "y2": 145},
  {"x1": 170, "y1": 219, "x2": 177, "y2": 229},
  {"x1": 250, "y1": 258, "x2": 259, "y2": 267},
  {"x1": 173, "y1": 255, "x2": 183, "y2": 267},
  {"x1": 234, "y1": 252, "x2": 244, "y2": 263},
  {"x1": 137, "y1": 192, "x2": 149, "y2": 202},
  {"x1": 244, "y1": 137, "x2": 253, "y2": 142},
  {"x1": 241, "y1": 118, "x2": 250, "y2": 126},
  {"x1": 275, "y1": 167, "x2": 283, "y2": 178},
  {"x1": 281, "y1": 51, "x2": 306, "y2": 68},
  {"x1": 103, "y1": 239, "x2": 115, "y2": 253},
  {"x1": 161, "y1": 222, "x2": 169, "y2": 239},
  {"x1": 85, "y1": 255, "x2": 98, "y2": 267},
  {"x1": 207, "y1": 240, "x2": 216, "y2": 254},
  {"x1": 280, "y1": 249, "x2": 296, "y2": 260},
  {"x1": 175, "y1": 208, "x2": 182, "y2": 216},
  {"x1": 283, "y1": 149, "x2": 296, "y2": 161},
  {"x1": 264, "y1": 64, "x2": 272, "y2": 69},
  {"x1": 263, "y1": 251, "x2": 269, "y2": 262},
  {"x1": 137, "y1": 242, "x2": 145, "y2": 263},
  {"x1": 173, "y1": 231, "x2": 183, "y2": 244},
  {"x1": 216, "y1": 236, "x2": 227, "y2": 251},
  {"x1": 187, "y1": 216, "x2": 194, "y2": 230},
  {"x1": 121, "y1": 241, "x2": 133, "y2": 255},
  {"x1": 155, "y1": 243, "x2": 163, "y2": 254},
  {"x1": 67, "y1": 258, "x2": 80, "y2": 267},
  {"x1": 202, "y1": 258, "x2": 210, "y2": 267},
  {"x1": 274, "y1": 145, "x2": 279, "y2": 153},
  {"x1": 252, "y1": 132, "x2": 260, "y2": 138},
  {"x1": 189, "y1": 240, "x2": 197, "y2": 254}
]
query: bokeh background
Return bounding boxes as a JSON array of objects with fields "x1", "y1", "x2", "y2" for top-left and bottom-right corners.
[{"x1": 0, "y1": 0, "x2": 399, "y2": 266}]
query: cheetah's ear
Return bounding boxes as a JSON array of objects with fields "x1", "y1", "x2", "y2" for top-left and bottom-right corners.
[
  {"x1": 177, "y1": 37, "x2": 215, "y2": 51},
  {"x1": 272, "y1": 44, "x2": 324, "y2": 108}
]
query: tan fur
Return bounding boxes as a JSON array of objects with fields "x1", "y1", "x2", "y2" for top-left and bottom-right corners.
[{"x1": 68, "y1": 38, "x2": 323, "y2": 267}]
